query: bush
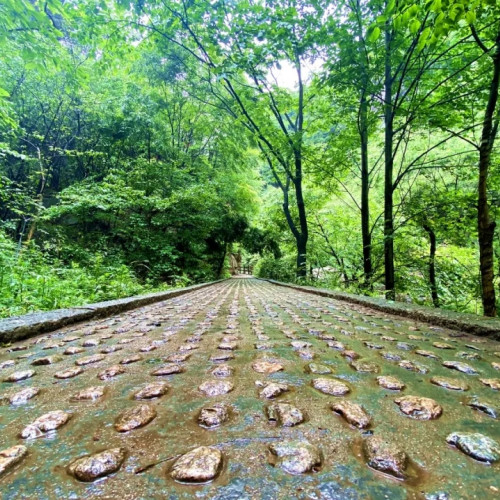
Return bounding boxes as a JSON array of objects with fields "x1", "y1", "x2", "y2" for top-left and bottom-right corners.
[
  {"x1": 0, "y1": 230, "x2": 165, "y2": 318},
  {"x1": 255, "y1": 255, "x2": 296, "y2": 282}
]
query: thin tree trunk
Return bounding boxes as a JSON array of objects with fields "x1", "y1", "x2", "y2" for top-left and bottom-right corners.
[
  {"x1": 384, "y1": 20, "x2": 395, "y2": 300},
  {"x1": 423, "y1": 224, "x2": 439, "y2": 308},
  {"x1": 360, "y1": 88, "x2": 372, "y2": 286},
  {"x1": 477, "y1": 28, "x2": 500, "y2": 317}
]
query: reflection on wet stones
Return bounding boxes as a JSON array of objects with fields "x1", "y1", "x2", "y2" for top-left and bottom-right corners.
[
  {"x1": 199, "y1": 380, "x2": 234, "y2": 396},
  {"x1": 257, "y1": 381, "x2": 290, "y2": 399},
  {"x1": 306, "y1": 363, "x2": 332, "y2": 374},
  {"x1": 394, "y1": 396, "x2": 442, "y2": 420},
  {"x1": 68, "y1": 447, "x2": 126, "y2": 482},
  {"x1": 252, "y1": 360, "x2": 284, "y2": 374},
  {"x1": 266, "y1": 403, "x2": 305, "y2": 427},
  {"x1": 98, "y1": 365, "x2": 125, "y2": 380},
  {"x1": 268, "y1": 441, "x2": 321, "y2": 475},
  {"x1": 165, "y1": 353, "x2": 191, "y2": 363},
  {"x1": 0, "y1": 445, "x2": 27, "y2": 477},
  {"x1": 4, "y1": 370, "x2": 35, "y2": 382},
  {"x1": 198, "y1": 403, "x2": 229, "y2": 428},
  {"x1": 8, "y1": 387, "x2": 40, "y2": 405},
  {"x1": 331, "y1": 400, "x2": 371, "y2": 429},
  {"x1": 211, "y1": 364, "x2": 233, "y2": 377},
  {"x1": 351, "y1": 360, "x2": 379, "y2": 373},
  {"x1": 76, "y1": 354, "x2": 105, "y2": 366},
  {"x1": 363, "y1": 436, "x2": 408, "y2": 479},
  {"x1": 170, "y1": 446, "x2": 223, "y2": 483},
  {"x1": 399, "y1": 360, "x2": 429, "y2": 373},
  {"x1": 151, "y1": 364, "x2": 184, "y2": 376},
  {"x1": 71, "y1": 386, "x2": 106, "y2": 402},
  {"x1": 64, "y1": 346, "x2": 84, "y2": 355},
  {"x1": 377, "y1": 376, "x2": 405, "y2": 391},
  {"x1": 134, "y1": 382, "x2": 169, "y2": 400},
  {"x1": 31, "y1": 356, "x2": 61, "y2": 366},
  {"x1": 115, "y1": 404, "x2": 157, "y2": 432},
  {"x1": 120, "y1": 355, "x2": 142, "y2": 364},
  {"x1": 415, "y1": 350, "x2": 440, "y2": 360},
  {"x1": 446, "y1": 432, "x2": 500, "y2": 463},
  {"x1": 21, "y1": 410, "x2": 71, "y2": 439},
  {"x1": 210, "y1": 353, "x2": 235, "y2": 363},
  {"x1": 430, "y1": 377, "x2": 469, "y2": 391},
  {"x1": 480, "y1": 378, "x2": 500, "y2": 390},
  {"x1": 467, "y1": 397, "x2": 498, "y2": 419},
  {"x1": 442, "y1": 361, "x2": 478, "y2": 374},
  {"x1": 55, "y1": 367, "x2": 83, "y2": 379},
  {"x1": 312, "y1": 378, "x2": 350, "y2": 396}
]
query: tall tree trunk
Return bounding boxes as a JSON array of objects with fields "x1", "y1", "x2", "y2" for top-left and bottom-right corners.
[
  {"x1": 294, "y1": 52, "x2": 308, "y2": 279},
  {"x1": 477, "y1": 29, "x2": 500, "y2": 317},
  {"x1": 360, "y1": 87, "x2": 372, "y2": 286},
  {"x1": 294, "y1": 169, "x2": 308, "y2": 279},
  {"x1": 384, "y1": 21, "x2": 395, "y2": 300},
  {"x1": 423, "y1": 224, "x2": 439, "y2": 308}
]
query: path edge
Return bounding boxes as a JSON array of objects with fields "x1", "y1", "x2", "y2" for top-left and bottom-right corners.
[
  {"x1": 260, "y1": 278, "x2": 500, "y2": 340},
  {"x1": 0, "y1": 280, "x2": 225, "y2": 344}
]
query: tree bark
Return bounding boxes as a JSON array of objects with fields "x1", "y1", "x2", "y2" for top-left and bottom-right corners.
[
  {"x1": 384, "y1": 20, "x2": 395, "y2": 300},
  {"x1": 360, "y1": 87, "x2": 372, "y2": 286},
  {"x1": 477, "y1": 27, "x2": 500, "y2": 317},
  {"x1": 423, "y1": 224, "x2": 439, "y2": 308}
]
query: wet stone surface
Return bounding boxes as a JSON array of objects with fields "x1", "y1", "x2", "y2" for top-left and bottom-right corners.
[
  {"x1": 394, "y1": 396, "x2": 443, "y2": 420},
  {"x1": 266, "y1": 402, "x2": 305, "y2": 427},
  {"x1": 363, "y1": 436, "x2": 408, "y2": 479},
  {"x1": 68, "y1": 448, "x2": 126, "y2": 482},
  {"x1": 446, "y1": 432, "x2": 500, "y2": 463},
  {"x1": 170, "y1": 446, "x2": 223, "y2": 483},
  {"x1": 0, "y1": 278, "x2": 499, "y2": 499},
  {"x1": 268, "y1": 440, "x2": 322, "y2": 474},
  {"x1": 114, "y1": 404, "x2": 157, "y2": 432},
  {"x1": 312, "y1": 377, "x2": 350, "y2": 396},
  {"x1": 198, "y1": 403, "x2": 229, "y2": 428},
  {"x1": 331, "y1": 400, "x2": 371, "y2": 429},
  {"x1": 0, "y1": 445, "x2": 27, "y2": 477}
]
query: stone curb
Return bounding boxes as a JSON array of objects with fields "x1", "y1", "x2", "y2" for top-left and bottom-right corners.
[
  {"x1": 0, "y1": 280, "x2": 225, "y2": 344},
  {"x1": 261, "y1": 279, "x2": 500, "y2": 340}
]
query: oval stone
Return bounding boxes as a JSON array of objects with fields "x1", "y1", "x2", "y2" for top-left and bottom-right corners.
[
  {"x1": 252, "y1": 361, "x2": 284, "y2": 374},
  {"x1": 71, "y1": 386, "x2": 106, "y2": 402},
  {"x1": 442, "y1": 361, "x2": 477, "y2": 375},
  {"x1": 269, "y1": 440, "x2": 322, "y2": 475},
  {"x1": 55, "y1": 367, "x2": 83, "y2": 379},
  {"x1": 363, "y1": 436, "x2": 408, "y2": 479},
  {"x1": 331, "y1": 400, "x2": 371, "y2": 429},
  {"x1": 198, "y1": 380, "x2": 233, "y2": 396},
  {"x1": 0, "y1": 445, "x2": 27, "y2": 477},
  {"x1": 394, "y1": 396, "x2": 442, "y2": 420},
  {"x1": 4, "y1": 370, "x2": 35, "y2": 382},
  {"x1": 133, "y1": 382, "x2": 169, "y2": 400},
  {"x1": 9, "y1": 387, "x2": 40, "y2": 405},
  {"x1": 312, "y1": 378, "x2": 350, "y2": 396},
  {"x1": 170, "y1": 446, "x2": 223, "y2": 483},
  {"x1": 68, "y1": 448, "x2": 126, "y2": 481},
  {"x1": 446, "y1": 432, "x2": 500, "y2": 463},
  {"x1": 98, "y1": 365, "x2": 125, "y2": 381},
  {"x1": 198, "y1": 404, "x2": 229, "y2": 428},
  {"x1": 377, "y1": 376, "x2": 405, "y2": 391},
  {"x1": 151, "y1": 364, "x2": 185, "y2": 376},
  {"x1": 114, "y1": 404, "x2": 157, "y2": 432},
  {"x1": 266, "y1": 403, "x2": 305, "y2": 427},
  {"x1": 430, "y1": 377, "x2": 468, "y2": 391},
  {"x1": 21, "y1": 410, "x2": 71, "y2": 439}
]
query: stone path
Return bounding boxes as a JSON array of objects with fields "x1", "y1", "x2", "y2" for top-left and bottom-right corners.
[{"x1": 0, "y1": 278, "x2": 499, "y2": 499}]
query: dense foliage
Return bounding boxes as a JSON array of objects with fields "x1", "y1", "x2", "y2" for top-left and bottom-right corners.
[{"x1": 1, "y1": 0, "x2": 500, "y2": 317}]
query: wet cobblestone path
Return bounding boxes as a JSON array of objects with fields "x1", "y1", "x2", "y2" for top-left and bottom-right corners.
[{"x1": 0, "y1": 278, "x2": 499, "y2": 499}]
